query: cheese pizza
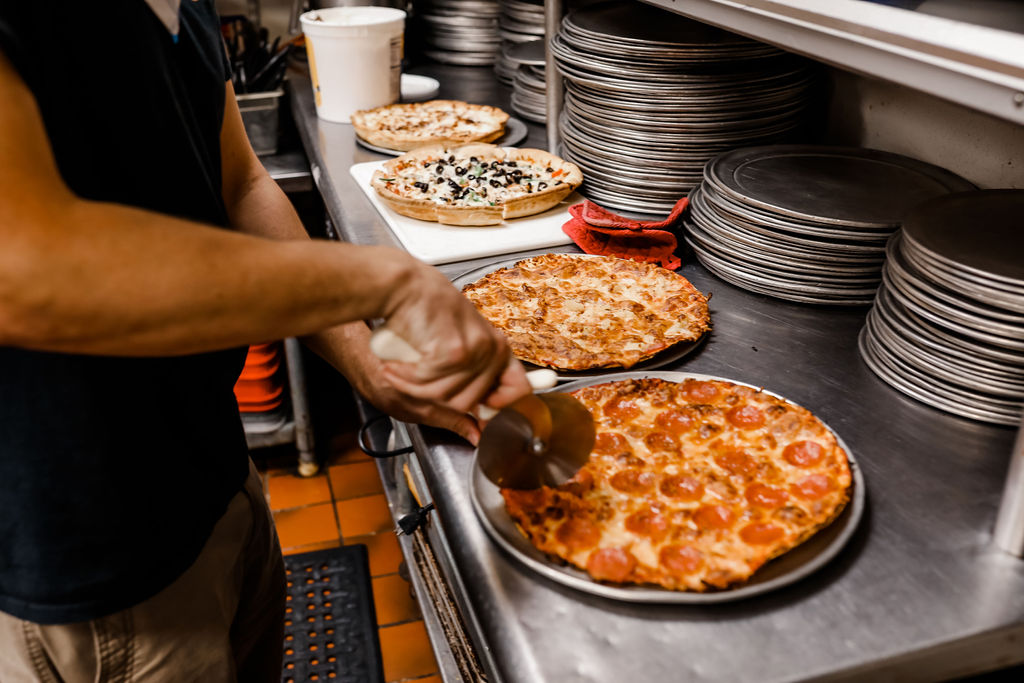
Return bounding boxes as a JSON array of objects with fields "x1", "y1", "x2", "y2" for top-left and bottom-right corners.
[
  {"x1": 462, "y1": 254, "x2": 710, "y2": 370},
  {"x1": 370, "y1": 143, "x2": 583, "y2": 226},
  {"x1": 501, "y1": 377, "x2": 853, "y2": 591},
  {"x1": 352, "y1": 100, "x2": 509, "y2": 152}
]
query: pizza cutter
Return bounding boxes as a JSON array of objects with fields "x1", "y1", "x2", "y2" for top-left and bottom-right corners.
[{"x1": 370, "y1": 329, "x2": 595, "y2": 489}]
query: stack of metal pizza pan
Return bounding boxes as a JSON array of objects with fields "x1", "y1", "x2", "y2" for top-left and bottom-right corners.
[
  {"x1": 859, "y1": 190, "x2": 1024, "y2": 426},
  {"x1": 413, "y1": 0, "x2": 502, "y2": 66},
  {"x1": 494, "y1": 0, "x2": 545, "y2": 84},
  {"x1": 683, "y1": 145, "x2": 976, "y2": 306},
  {"x1": 508, "y1": 39, "x2": 546, "y2": 123},
  {"x1": 553, "y1": 0, "x2": 817, "y2": 214}
]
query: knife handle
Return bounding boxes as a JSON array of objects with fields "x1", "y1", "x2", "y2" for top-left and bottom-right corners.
[{"x1": 370, "y1": 328, "x2": 558, "y2": 420}]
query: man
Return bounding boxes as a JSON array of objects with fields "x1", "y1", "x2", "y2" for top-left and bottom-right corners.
[{"x1": 0, "y1": 1, "x2": 530, "y2": 680}]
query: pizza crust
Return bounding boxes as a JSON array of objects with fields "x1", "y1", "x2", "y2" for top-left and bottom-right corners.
[
  {"x1": 501, "y1": 377, "x2": 853, "y2": 592},
  {"x1": 370, "y1": 144, "x2": 583, "y2": 226},
  {"x1": 352, "y1": 100, "x2": 510, "y2": 152}
]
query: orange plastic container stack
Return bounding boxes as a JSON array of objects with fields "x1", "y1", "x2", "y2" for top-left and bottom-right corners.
[{"x1": 234, "y1": 342, "x2": 286, "y2": 413}]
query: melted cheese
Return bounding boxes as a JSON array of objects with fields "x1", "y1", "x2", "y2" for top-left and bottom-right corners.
[{"x1": 463, "y1": 254, "x2": 711, "y2": 370}]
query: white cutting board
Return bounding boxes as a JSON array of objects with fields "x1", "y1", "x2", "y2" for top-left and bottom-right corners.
[{"x1": 350, "y1": 160, "x2": 579, "y2": 265}]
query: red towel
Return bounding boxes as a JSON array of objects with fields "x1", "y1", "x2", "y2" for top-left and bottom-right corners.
[{"x1": 561, "y1": 196, "x2": 689, "y2": 270}]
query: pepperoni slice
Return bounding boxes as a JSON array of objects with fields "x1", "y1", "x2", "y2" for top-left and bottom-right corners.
[
  {"x1": 745, "y1": 483, "x2": 788, "y2": 509},
  {"x1": 659, "y1": 545, "x2": 704, "y2": 574},
  {"x1": 791, "y1": 473, "x2": 835, "y2": 500},
  {"x1": 593, "y1": 432, "x2": 631, "y2": 456},
  {"x1": 727, "y1": 405, "x2": 766, "y2": 429},
  {"x1": 655, "y1": 409, "x2": 695, "y2": 434},
  {"x1": 644, "y1": 431, "x2": 679, "y2": 453},
  {"x1": 694, "y1": 505, "x2": 735, "y2": 530},
  {"x1": 682, "y1": 380, "x2": 719, "y2": 403},
  {"x1": 555, "y1": 517, "x2": 601, "y2": 550},
  {"x1": 740, "y1": 523, "x2": 785, "y2": 545},
  {"x1": 659, "y1": 474, "x2": 704, "y2": 501},
  {"x1": 586, "y1": 547, "x2": 637, "y2": 582},
  {"x1": 783, "y1": 440, "x2": 826, "y2": 467},
  {"x1": 624, "y1": 508, "x2": 669, "y2": 540},
  {"x1": 506, "y1": 488, "x2": 546, "y2": 510},
  {"x1": 564, "y1": 467, "x2": 595, "y2": 496},
  {"x1": 714, "y1": 449, "x2": 758, "y2": 476},
  {"x1": 610, "y1": 469, "x2": 656, "y2": 494},
  {"x1": 602, "y1": 396, "x2": 643, "y2": 423}
]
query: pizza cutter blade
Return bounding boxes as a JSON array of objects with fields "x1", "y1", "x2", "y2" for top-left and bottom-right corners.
[{"x1": 476, "y1": 391, "x2": 595, "y2": 490}]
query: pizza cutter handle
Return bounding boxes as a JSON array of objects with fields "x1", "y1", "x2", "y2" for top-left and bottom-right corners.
[{"x1": 369, "y1": 328, "x2": 558, "y2": 420}]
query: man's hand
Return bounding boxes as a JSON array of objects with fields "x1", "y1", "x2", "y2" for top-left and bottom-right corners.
[
  {"x1": 310, "y1": 322, "x2": 529, "y2": 446},
  {"x1": 374, "y1": 261, "x2": 531, "y2": 419}
]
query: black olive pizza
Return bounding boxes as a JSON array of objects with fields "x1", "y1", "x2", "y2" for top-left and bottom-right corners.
[{"x1": 370, "y1": 143, "x2": 583, "y2": 226}]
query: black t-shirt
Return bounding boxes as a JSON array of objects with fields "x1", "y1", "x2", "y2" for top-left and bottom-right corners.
[{"x1": 0, "y1": 1, "x2": 250, "y2": 624}]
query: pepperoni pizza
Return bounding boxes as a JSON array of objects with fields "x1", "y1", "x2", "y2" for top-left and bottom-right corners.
[{"x1": 501, "y1": 377, "x2": 853, "y2": 591}]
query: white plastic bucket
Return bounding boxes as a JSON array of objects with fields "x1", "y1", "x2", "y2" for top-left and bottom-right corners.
[{"x1": 300, "y1": 7, "x2": 406, "y2": 123}]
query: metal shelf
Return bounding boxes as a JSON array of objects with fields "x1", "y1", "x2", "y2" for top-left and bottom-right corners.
[{"x1": 637, "y1": 0, "x2": 1024, "y2": 125}]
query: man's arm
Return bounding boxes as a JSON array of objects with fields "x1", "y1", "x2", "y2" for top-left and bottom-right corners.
[
  {"x1": 218, "y1": 83, "x2": 513, "y2": 442},
  {"x1": 0, "y1": 54, "x2": 528, "y2": 419}
]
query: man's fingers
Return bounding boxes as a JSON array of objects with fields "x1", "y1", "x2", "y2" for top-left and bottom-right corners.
[{"x1": 482, "y1": 357, "x2": 532, "y2": 409}]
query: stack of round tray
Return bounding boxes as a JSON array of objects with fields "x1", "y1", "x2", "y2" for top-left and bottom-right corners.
[
  {"x1": 414, "y1": 0, "x2": 502, "y2": 66},
  {"x1": 683, "y1": 145, "x2": 975, "y2": 305},
  {"x1": 494, "y1": 0, "x2": 544, "y2": 84},
  {"x1": 859, "y1": 190, "x2": 1024, "y2": 426},
  {"x1": 552, "y1": 0, "x2": 817, "y2": 214},
  {"x1": 508, "y1": 39, "x2": 546, "y2": 123}
]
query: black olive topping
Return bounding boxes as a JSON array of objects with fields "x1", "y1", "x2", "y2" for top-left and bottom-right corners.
[
  {"x1": 455, "y1": 166, "x2": 466, "y2": 176},
  {"x1": 448, "y1": 155, "x2": 455, "y2": 163},
  {"x1": 538, "y1": 181, "x2": 548, "y2": 190},
  {"x1": 435, "y1": 177, "x2": 444, "y2": 184},
  {"x1": 470, "y1": 156, "x2": 478, "y2": 162},
  {"x1": 545, "y1": 167, "x2": 553, "y2": 173},
  {"x1": 489, "y1": 179, "x2": 501, "y2": 188},
  {"x1": 435, "y1": 165, "x2": 444, "y2": 174}
]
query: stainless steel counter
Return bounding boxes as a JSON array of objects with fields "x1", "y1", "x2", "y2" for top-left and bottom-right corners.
[{"x1": 289, "y1": 64, "x2": 1024, "y2": 682}]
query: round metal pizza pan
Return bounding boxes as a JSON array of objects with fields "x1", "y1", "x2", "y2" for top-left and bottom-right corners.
[
  {"x1": 865, "y1": 309, "x2": 1024, "y2": 397},
  {"x1": 860, "y1": 327, "x2": 1024, "y2": 421},
  {"x1": 886, "y1": 234, "x2": 1024, "y2": 325},
  {"x1": 689, "y1": 193, "x2": 886, "y2": 267},
  {"x1": 700, "y1": 183, "x2": 896, "y2": 236},
  {"x1": 687, "y1": 239, "x2": 882, "y2": 296},
  {"x1": 882, "y1": 270, "x2": 1024, "y2": 353},
  {"x1": 421, "y1": 49, "x2": 498, "y2": 66},
  {"x1": 685, "y1": 225, "x2": 883, "y2": 284},
  {"x1": 901, "y1": 247, "x2": 1024, "y2": 313},
  {"x1": 687, "y1": 243, "x2": 878, "y2": 305},
  {"x1": 873, "y1": 286, "x2": 1024, "y2": 376},
  {"x1": 506, "y1": 38, "x2": 545, "y2": 66},
  {"x1": 688, "y1": 215, "x2": 884, "y2": 270},
  {"x1": 858, "y1": 329, "x2": 1022, "y2": 426},
  {"x1": 354, "y1": 117, "x2": 528, "y2": 157},
  {"x1": 900, "y1": 190, "x2": 1024, "y2": 287},
  {"x1": 705, "y1": 146, "x2": 975, "y2": 229},
  {"x1": 450, "y1": 257, "x2": 709, "y2": 380},
  {"x1": 469, "y1": 370, "x2": 867, "y2": 604},
  {"x1": 690, "y1": 192, "x2": 888, "y2": 260},
  {"x1": 882, "y1": 266, "x2": 1024, "y2": 344}
]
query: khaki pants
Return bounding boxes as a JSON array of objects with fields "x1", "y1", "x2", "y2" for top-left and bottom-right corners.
[{"x1": 0, "y1": 460, "x2": 286, "y2": 683}]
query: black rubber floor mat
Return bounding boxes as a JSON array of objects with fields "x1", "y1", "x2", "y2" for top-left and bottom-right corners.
[{"x1": 282, "y1": 545, "x2": 384, "y2": 683}]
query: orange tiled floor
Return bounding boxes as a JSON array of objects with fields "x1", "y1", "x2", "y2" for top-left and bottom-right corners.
[{"x1": 259, "y1": 435, "x2": 440, "y2": 683}]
